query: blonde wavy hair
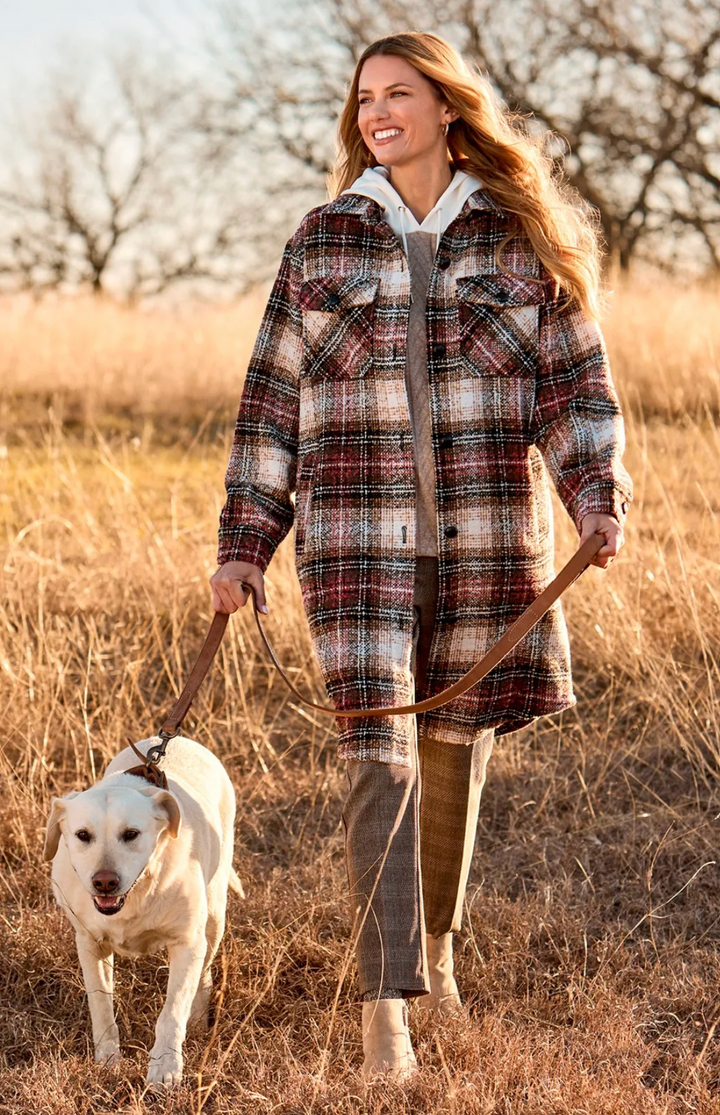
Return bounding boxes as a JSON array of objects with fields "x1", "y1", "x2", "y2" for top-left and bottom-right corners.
[{"x1": 330, "y1": 32, "x2": 606, "y2": 319}]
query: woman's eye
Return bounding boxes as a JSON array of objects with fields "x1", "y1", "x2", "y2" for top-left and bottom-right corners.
[
  {"x1": 76, "y1": 830, "x2": 91, "y2": 843},
  {"x1": 122, "y1": 829, "x2": 140, "y2": 843}
]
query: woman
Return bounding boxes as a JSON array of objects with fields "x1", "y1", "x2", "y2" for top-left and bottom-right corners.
[{"x1": 211, "y1": 32, "x2": 632, "y2": 1080}]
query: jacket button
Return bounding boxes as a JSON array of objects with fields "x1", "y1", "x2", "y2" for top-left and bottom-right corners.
[
  {"x1": 325, "y1": 293, "x2": 340, "y2": 309},
  {"x1": 437, "y1": 257, "x2": 451, "y2": 270},
  {"x1": 440, "y1": 436, "x2": 453, "y2": 450},
  {"x1": 496, "y1": 289, "x2": 509, "y2": 303},
  {"x1": 433, "y1": 342, "x2": 446, "y2": 359},
  {"x1": 444, "y1": 525, "x2": 458, "y2": 539}
]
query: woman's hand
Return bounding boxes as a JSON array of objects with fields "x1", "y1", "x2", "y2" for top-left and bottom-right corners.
[
  {"x1": 579, "y1": 512, "x2": 625, "y2": 570},
  {"x1": 210, "y1": 561, "x2": 268, "y2": 614}
]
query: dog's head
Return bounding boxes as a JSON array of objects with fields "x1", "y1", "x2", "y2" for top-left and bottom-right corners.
[{"x1": 43, "y1": 780, "x2": 181, "y2": 916}]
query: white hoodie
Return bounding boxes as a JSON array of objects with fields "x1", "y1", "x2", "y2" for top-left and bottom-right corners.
[{"x1": 342, "y1": 165, "x2": 482, "y2": 257}]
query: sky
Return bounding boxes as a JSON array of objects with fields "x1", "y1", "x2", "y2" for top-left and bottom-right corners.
[{"x1": 0, "y1": 0, "x2": 213, "y2": 99}]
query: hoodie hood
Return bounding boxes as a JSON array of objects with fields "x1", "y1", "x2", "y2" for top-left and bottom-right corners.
[{"x1": 342, "y1": 166, "x2": 482, "y2": 256}]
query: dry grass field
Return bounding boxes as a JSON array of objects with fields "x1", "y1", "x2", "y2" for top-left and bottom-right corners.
[{"x1": 2, "y1": 277, "x2": 720, "y2": 1114}]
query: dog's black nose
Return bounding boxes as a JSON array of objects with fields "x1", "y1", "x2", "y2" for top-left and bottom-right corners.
[{"x1": 92, "y1": 870, "x2": 120, "y2": 894}]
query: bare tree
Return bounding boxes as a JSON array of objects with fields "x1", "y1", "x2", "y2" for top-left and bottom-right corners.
[
  {"x1": 2, "y1": 0, "x2": 717, "y2": 295},
  {"x1": 459, "y1": 0, "x2": 720, "y2": 272},
  {"x1": 0, "y1": 51, "x2": 261, "y2": 298},
  {"x1": 199, "y1": 0, "x2": 720, "y2": 276}
]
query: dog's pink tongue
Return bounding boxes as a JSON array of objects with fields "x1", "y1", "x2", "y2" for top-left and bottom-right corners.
[{"x1": 95, "y1": 895, "x2": 120, "y2": 909}]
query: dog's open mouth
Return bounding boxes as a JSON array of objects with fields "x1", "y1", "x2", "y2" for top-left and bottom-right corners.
[{"x1": 93, "y1": 894, "x2": 127, "y2": 915}]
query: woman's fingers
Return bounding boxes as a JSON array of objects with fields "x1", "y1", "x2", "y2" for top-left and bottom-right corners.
[
  {"x1": 213, "y1": 580, "x2": 247, "y2": 614},
  {"x1": 239, "y1": 568, "x2": 269, "y2": 613},
  {"x1": 592, "y1": 538, "x2": 618, "y2": 569},
  {"x1": 211, "y1": 580, "x2": 240, "y2": 614},
  {"x1": 580, "y1": 513, "x2": 624, "y2": 570},
  {"x1": 209, "y1": 562, "x2": 267, "y2": 614},
  {"x1": 210, "y1": 582, "x2": 228, "y2": 613}
]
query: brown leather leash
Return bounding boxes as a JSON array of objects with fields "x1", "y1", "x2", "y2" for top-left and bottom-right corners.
[{"x1": 138, "y1": 532, "x2": 605, "y2": 771}]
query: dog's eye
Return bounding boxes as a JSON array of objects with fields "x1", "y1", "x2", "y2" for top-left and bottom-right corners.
[
  {"x1": 122, "y1": 829, "x2": 140, "y2": 843},
  {"x1": 75, "y1": 830, "x2": 92, "y2": 843}
]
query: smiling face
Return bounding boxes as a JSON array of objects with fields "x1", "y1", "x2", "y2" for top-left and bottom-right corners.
[
  {"x1": 44, "y1": 782, "x2": 181, "y2": 916},
  {"x1": 357, "y1": 54, "x2": 458, "y2": 170}
]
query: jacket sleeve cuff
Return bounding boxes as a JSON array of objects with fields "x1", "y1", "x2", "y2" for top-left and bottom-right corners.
[
  {"x1": 572, "y1": 484, "x2": 632, "y2": 532},
  {"x1": 217, "y1": 529, "x2": 278, "y2": 573}
]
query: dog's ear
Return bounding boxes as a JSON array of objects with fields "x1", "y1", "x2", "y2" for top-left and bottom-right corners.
[
  {"x1": 43, "y1": 795, "x2": 76, "y2": 861},
  {"x1": 43, "y1": 791, "x2": 81, "y2": 862},
  {"x1": 153, "y1": 791, "x2": 182, "y2": 839}
]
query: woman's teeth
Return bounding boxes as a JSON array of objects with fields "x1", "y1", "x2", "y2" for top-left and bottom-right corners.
[{"x1": 374, "y1": 129, "x2": 402, "y2": 140}]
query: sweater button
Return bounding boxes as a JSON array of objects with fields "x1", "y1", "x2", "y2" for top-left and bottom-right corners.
[
  {"x1": 440, "y1": 436, "x2": 453, "y2": 450},
  {"x1": 444, "y1": 525, "x2": 458, "y2": 539},
  {"x1": 433, "y1": 342, "x2": 446, "y2": 359},
  {"x1": 437, "y1": 257, "x2": 451, "y2": 270},
  {"x1": 325, "y1": 293, "x2": 341, "y2": 309}
]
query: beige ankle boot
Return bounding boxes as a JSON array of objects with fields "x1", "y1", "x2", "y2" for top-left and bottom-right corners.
[
  {"x1": 416, "y1": 933, "x2": 463, "y2": 1017},
  {"x1": 361, "y1": 999, "x2": 417, "y2": 1081}
]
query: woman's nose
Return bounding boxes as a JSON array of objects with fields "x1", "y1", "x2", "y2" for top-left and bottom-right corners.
[{"x1": 368, "y1": 102, "x2": 389, "y2": 120}]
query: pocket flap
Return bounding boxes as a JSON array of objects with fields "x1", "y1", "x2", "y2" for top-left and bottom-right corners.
[
  {"x1": 456, "y1": 272, "x2": 549, "y2": 306},
  {"x1": 299, "y1": 275, "x2": 379, "y2": 311}
]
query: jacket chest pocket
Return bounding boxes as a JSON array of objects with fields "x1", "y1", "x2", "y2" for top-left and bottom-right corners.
[
  {"x1": 456, "y1": 273, "x2": 548, "y2": 378},
  {"x1": 299, "y1": 276, "x2": 378, "y2": 380}
]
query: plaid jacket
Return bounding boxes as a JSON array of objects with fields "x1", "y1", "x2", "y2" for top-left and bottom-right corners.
[{"x1": 218, "y1": 188, "x2": 633, "y2": 765}]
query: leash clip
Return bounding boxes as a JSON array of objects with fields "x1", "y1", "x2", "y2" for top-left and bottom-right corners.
[{"x1": 146, "y1": 728, "x2": 177, "y2": 766}]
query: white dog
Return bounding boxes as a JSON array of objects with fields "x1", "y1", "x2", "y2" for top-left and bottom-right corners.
[{"x1": 43, "y1": 735, "x2": 243, "y2": 1086}]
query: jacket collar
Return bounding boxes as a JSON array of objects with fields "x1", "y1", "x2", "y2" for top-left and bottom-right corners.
[{"x1": 324, "y1": 185, "x2": 504, "y2": 225}]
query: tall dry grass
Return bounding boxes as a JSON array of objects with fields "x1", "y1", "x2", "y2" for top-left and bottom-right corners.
[{"x1": 2, "y1": 280, "x2": 720, "y2": 1114}]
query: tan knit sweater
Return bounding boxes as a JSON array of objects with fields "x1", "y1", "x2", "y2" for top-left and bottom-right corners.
[{"x1": 405, "y1": 232, "x2": 438, "y2": 557}]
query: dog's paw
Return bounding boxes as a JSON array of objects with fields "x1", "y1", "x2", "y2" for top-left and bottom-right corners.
[
  {"x1": 94, "y1": 1041, "x2": 121, "y2": 1066},
  {"x1": 146, "y1": 1050, "x2": 183, "y2": 1087}
]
